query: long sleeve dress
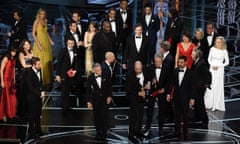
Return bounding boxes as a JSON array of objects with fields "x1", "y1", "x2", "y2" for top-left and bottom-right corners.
[{"x1": 204, "y1": 47, "x2": 229, "y2": 111}]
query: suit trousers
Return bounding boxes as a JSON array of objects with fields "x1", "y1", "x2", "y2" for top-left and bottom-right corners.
[
  {"x1": 194, "y1": 87, "x2": 209, "y2": 124},
  {"x1": 129, "y1": 102, "x2": 144, "y2": 137},
  {"x1": 93, "y1": 98, "x2": 109, "y2": 137}
]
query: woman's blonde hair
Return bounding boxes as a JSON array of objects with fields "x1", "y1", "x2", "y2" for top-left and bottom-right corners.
[
  {"x1": 35, "y1": 8, "x2": 47, "y2": 21},
  {"x1": 194, "y1": 28, "x2": 204, "y2": 39},
  {"x1": 215, "y1": 36, "x2": 227, "y2": 50}
]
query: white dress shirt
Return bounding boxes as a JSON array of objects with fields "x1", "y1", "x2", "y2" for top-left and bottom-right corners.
[
  {"x1": 33, "y1": 67, "x2": 41, "y2": 81},
  {"x1": 137, "y1": 72, "x2": 144, "y2": 86},
  {"x1": 77, "y1": 23, "x2": 82, "y2": 36},
  {"x1": 155, "y1": 67, "x2": 162, "y2": 82},
  {"x1": 15, "y1": 21, "x2": 18, "y2": 26},
  {"x1": 135, "y1": 35, "x2": 142, "y2": 52},
  {"x1": 145, "y1": 14, "x2": 151, "y2": 26},
  {"x1": 71, "y1": 31, "x2": 79, "y2": 44},
  {"x1": 163, "y1": 51, "x2": 170, "y2": 60},
  {"x1": 207, "y1": 32, "x2": 214, "y2": 46},
  {"x1": 110, "y1": 18, "x2": 117, "y2": 36},
  {"x1": 95, "y1": 74, "x2": 102, "y2": 88},
  {"x1": 178, "y1": 67, "x2": 187, "y2": 86},
  {"x1": 120, "y1": 9, "x2": 127, "y2": 24},
  {"x1": 68, "y1": 48, "x2": 74, "y2": 64},
  {"x1": 145, "y1": 14, "x2": 152, "y2": 36}
]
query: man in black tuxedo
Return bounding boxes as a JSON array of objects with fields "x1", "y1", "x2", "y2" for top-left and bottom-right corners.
[
  {"x1": 8, "y1": 10, "x2": 28, "y2": 49},
  {"x1": 71, "y1": 10, "x2": 87, "y2": 75},
  {"x1": 116, "y1": 0, "x2": 132, "y2": 54},
  {"x1": 160, "y1": 41, "x2": 175, "y2": 122},
  {"x1": 166, "y1": 56, "x2": 194, "y2": 140},
  {"x1": 126, "y1": 61, "x2": 147, "y2": 143},
  {"x1": 92, "y1": 21, "x2": 116, "y2": 63},
  {"x1": 123, "y1": 23, "x2": 150, "y2": 72},
  {"x1": 101, "y1": 52, "x2": 116, "y2": 79},
  {"x1": 160, "y1": 41, "x2": 175, "y2": 70},
  {"x1": 140, "y1": 3, "x2": 160, "y2": 62},
  {"x1": 164, "y1": 8, "x2": 183, "y2": 57},
  {"x1": 55, "y1": 37, "x2": 79, "y2": 112},
  {"x1": 191, "y1": 49, "x2": 211, "y2": 129},
  {"x1": 26, "y1": 57, "x2": 44, "y2": 139},
  {"x1": 71, "y1": 10, "x2": 86, "y2": 46},
  {"x1": 87, "y1": 63, "x2": 112, "y2": 141},
  {"x1": 105, "y1": 8, "x2": 120, "y2": 44},
  {"x1": 144, "y1": 53, "x2": 171, "y2": 136},
  {"x1": 64, "y1": 21, "x2": 79, "y2": 49},
  {"x1": 203, "y1": 23, "x2": 219, "y2": 62}
]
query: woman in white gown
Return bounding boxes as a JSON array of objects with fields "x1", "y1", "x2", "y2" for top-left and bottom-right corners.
[{"x1": 204, "y1": 36, "x2": 229, "y2": 111}]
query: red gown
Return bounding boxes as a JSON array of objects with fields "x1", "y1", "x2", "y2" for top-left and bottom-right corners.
[
  {"x1": 177, "y1": 42, "x2": 195, "y2": 69},
  {"x1": 0, "y1": 58, "x2": 16, "y2": 120}
]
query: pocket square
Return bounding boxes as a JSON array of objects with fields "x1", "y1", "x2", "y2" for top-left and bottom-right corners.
[{"x1": 67, "y1": 68, "x2": 74, "y2": 78}]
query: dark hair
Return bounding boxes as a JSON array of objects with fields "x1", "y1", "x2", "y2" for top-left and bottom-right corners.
[
  {"x1": 19, "y1": 39, "x2": 32, "y2": 56},
  {"x1": 72, "y1": 9, "x2": 81, "y2": 17},
  {"x1": 120, "y1": 0, "x2": 128, "y2": 3},
  {"x1": 32, "y1": 57, "x2": 40, "y2": 65},
  {"x1": 108, "y1": 8, "x2": 116, "y2": 14},
  {"x1": 13, "y1": 9, "x2": 23, "y2": 18},
  {"x1": 169, "y1": 7, "x2": 178, "y2": 19},
  {"x1": 102, "y1": 20, "x2": 110, "y2": 28},
  {"x1": 182, "y1": 31, "x2": 192, "y2": 41},
  {"x1": 206, "y1": 22, "x2": 215, "y2": 28},
  {"x1": 69, "y1": 21, "x2": 76, "y2": 27},
  {"x1": 66, "y1": 36, "x2": 75, "y2": 42},
  {"x1": 160, "y1": 41, "x2": 171, "y2": 51},
  {"x1": 144, "y1": 3, "x2": 152, "y2": 9},
  {"x1": 134, "y1": 23, "x2": 142, "y2": 29},
  {"x1": 178, "y1": 56, "x2": 187, "y2": 62},
  {"x1": 5, "y1": 46, "x2": 17, "y2": 59}
]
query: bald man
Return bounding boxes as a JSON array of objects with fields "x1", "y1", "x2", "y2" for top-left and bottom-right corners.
[{"x1": 101, "y1": 52, "x2": 116, "y2": 79}]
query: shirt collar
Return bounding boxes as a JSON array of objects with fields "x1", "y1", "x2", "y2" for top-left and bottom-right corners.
[
  {"x1": 105, "y1": 60, "x2": 111, "y2": 66},
  {"x1": 163, "y1": 51, "x2": 169, "y2": 59},
  {"x1": 32, "y1": 67, "x2": 38, "y2": 73}
]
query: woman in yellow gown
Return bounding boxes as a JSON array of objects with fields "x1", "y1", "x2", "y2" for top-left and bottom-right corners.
[{"x1": 32, "y1": 8, "x2": 54, "y2": 86}]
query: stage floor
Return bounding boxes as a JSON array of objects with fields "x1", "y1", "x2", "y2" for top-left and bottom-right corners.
[{"x1": 1, "y1": 99, "x2": 240, "y2": 144}]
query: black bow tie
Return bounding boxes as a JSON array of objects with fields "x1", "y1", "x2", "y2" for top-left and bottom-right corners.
[
  {"x1": 110, "y1": 19, "x2": 115, "y2": 22},
  {"x1": 136, "y1": 36, "x2": 142, "y2": 39},
  {"x1": 207, "y1": 34, "x2": 212, "y2": 36},
  {"x1": 121, "y1": 11, "x2": 127, "y2": 14},
  {"x1": 68, "y1": 49, "x2": 73, "y2": 52},
  {"x1": 95, "y1": 75, "x2": 101, "y2": 78},
  {"x1": 179, "y1": 69, "x2": 184, "y2": 72},
  {"x1": 156, "y1": 67, "x2": 161, "y2": 69}
]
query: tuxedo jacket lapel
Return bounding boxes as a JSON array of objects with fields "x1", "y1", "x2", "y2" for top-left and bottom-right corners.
[
  {"x1": 139, "y1": 37, "x2": 145, "y2": 53},
  {"x1": 180, "y1": 69, "x2": 189, "y2": 87}
]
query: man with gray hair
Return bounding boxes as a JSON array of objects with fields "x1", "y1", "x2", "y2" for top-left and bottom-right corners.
[
  {"x1": 160, "y1": 41, "x2": 174, "y2": 70},
  {"x1": 144, "y1": 52, "x2": 171, "y2": 136},
  {"x1": 86, "y1": 63, "x2": 112, "y2": 141},
  {"x1": 191, "y1": 49, "x2": 211, "y2": 129},
  {"x1": 159, "y1": 41, "x2": 175, "y2": 123}
]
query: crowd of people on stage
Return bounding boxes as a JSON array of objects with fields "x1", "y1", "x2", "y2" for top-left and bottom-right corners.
[{"x1": 0, "y1": 0, "x2": 230, "y2": 142}]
